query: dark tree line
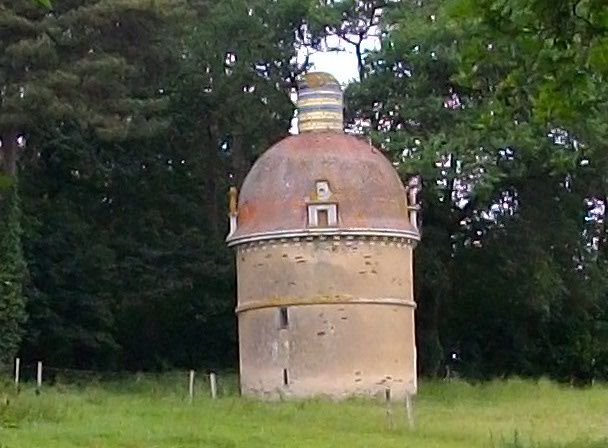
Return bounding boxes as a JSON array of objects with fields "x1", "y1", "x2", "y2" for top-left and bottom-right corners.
[{"x1": 0, "y1": 0, "x2": 606, "y2": 381}]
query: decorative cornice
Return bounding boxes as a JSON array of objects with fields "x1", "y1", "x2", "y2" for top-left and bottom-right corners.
[
  {"x1": 227, "y1": 228, "x2": 420, "y2": 248},
  {"x1": 236, "y1": 297, "x2": 417, "y2": 314}
]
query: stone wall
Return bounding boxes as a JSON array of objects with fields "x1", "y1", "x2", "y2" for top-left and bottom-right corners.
[{"x1": 235, "y1": 235, "x2": 417, "y2": 399}]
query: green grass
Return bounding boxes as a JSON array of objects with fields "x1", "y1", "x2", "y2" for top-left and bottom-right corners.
[{"x1": 0, "y1": 376, "x2": 606, "y2": 448}]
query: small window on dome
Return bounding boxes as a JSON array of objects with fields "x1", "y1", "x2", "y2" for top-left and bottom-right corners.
[
  {"x1": 308, "y1": 203, "x2": 337, "y2": 227},
  {"x1": 316, "y1": 180, "x2": 331, "y2": 201}
]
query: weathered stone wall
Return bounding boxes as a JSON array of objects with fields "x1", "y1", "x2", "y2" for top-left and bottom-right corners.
[{"x1": 236, "y1": 235, "x2": 417, "y2": 399}]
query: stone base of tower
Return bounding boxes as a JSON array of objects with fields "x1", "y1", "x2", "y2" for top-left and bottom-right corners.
[
  {"x1": 238, "y1": 303, "x2": 417, "y2": 400},
  {"x1": 240, "y1": 376, "x2": 416, "y2": 401}
]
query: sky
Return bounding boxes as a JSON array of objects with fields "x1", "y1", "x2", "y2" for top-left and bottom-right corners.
[
  {"x1": 299, "y1": 34, "x2": 381, "y2": 86},
  {"x1": 307, "y1": 50, "x2": 360, "y2": 85}
]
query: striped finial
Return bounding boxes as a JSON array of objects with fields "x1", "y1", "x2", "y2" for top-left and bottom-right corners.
[{"x1": 297, "y1": 72, "x2": 343, "y2": 133}]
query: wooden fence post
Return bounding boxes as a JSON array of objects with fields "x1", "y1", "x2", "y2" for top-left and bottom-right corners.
[
  {"x1": 14, "y1": 358, "x2": 20, "y2": 388},
  {"x1": 188, "y1": 370, "x2": 195, "y2": 403},
  {"x1": 405, "y1": 392, "x2": 415, "y2": 429},
  {"x1": 36, "y1": 361, "x2": 43, "y2": 393},
  {"x1": 384, "y1": 388, "x2": 393, "y2": 429},
  {"x1": 209, "y1": 372, "x2": 217, "y2": 399}
]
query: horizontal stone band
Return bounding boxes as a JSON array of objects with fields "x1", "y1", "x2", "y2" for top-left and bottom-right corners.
[
  {"x1": 299, "y1": 107, "x2": 342, "y2": 116},
  {"x1": 227, "y1": 227, "x2": 421, "y2": 246},
  {"x1": 299, "y1": 123, "x2": 343, "y2": 132},
  {"x1": 236, "y1": 297, "x2": 417, "y2": 314},
  {"x1": 298, "y1": 102, "x2": 342, "y2": 110},
  {"x1": 298, "y1": 90, "x2": 342, "y2": 98},
  {"x1": 298, "y1": 92, "x2": 342, "y2": 106},
  {"x1": 299, "y1": 110, "x2": 342, "y2": 119}
]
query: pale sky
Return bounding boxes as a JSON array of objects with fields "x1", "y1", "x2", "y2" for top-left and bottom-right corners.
[
  {"x1": 308, "y1": 50, "x2": 360, "y2": 85},
  {"x1": 299, "y1": 34, "x2": 381, "y2": 86}
]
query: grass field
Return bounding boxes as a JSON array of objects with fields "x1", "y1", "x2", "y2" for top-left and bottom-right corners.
[{"x1": 0, "y1": 376, "x2": 606, "y2": 448}]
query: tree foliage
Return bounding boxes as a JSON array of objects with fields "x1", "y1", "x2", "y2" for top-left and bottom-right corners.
[{"x1": 0, "y1": 185, "x2": 27, "y2": 368}]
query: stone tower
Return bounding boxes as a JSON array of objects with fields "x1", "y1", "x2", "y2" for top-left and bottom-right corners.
[{"x1": 227, "y1": 72, "x2": 421, "y2": 399}]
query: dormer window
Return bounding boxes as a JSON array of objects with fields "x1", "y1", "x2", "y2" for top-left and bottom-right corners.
[{"x1": 308, "y1": 203, "x2": 337, "y2": 227}]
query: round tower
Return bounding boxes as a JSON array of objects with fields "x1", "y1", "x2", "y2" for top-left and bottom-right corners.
[{"x1": 227, "y1": 72, "x2": 421, "y2": 399}]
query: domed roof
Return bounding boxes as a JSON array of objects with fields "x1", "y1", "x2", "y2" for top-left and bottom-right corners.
[{"x1": 227, "y1": 132, "x2": 419, "y2": 245}]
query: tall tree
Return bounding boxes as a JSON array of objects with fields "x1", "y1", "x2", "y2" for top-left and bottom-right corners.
[
  {"x1": 0, "y1": 183, "x2": 27, "y2": 368},
  {"x1": 6, "y1": 0, "x2": 185, "y2": 368}
]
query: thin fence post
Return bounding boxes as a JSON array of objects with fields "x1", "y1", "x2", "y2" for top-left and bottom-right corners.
[
  {"x1": 188, "y1": 370, "x2": 195, "y2": 404},
  {"x1": 405, "y1": 392, "x2": 415, "y2": 429},
  {"x1": 384, "y1": 388, "x2": 393, "y2": 429},
  {"x1": 36, "y1": 361, "x2": 43, "y2": 393},
  {"x1": 209, "y1": 372, "x2": 217, "y2": 399},
  {"x1": 14, "y1": 358, "x2": 20, "y2": 388}
]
